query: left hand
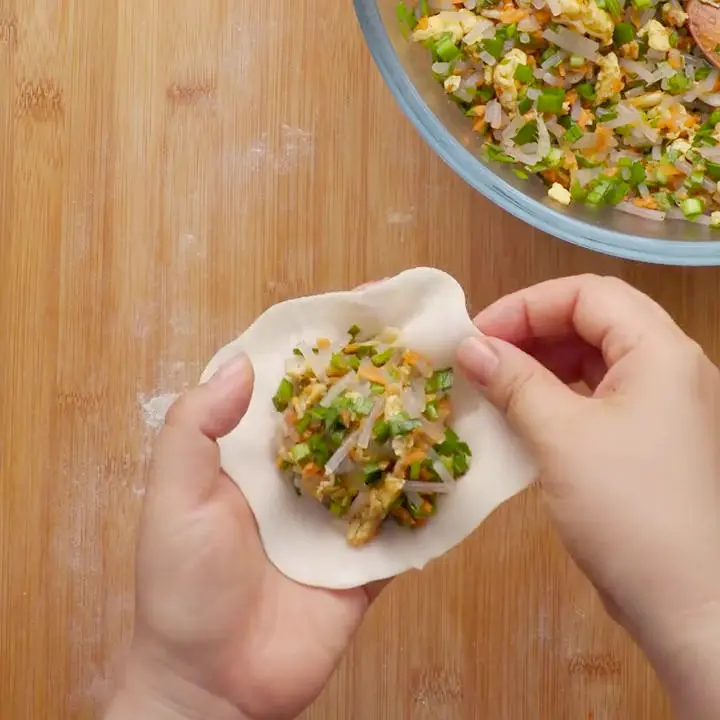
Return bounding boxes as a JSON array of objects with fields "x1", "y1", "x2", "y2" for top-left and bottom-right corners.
[{"x1": 107, "y1": 354, "x2": 387, "y2": 720}]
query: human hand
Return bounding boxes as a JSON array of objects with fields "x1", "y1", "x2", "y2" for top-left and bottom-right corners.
[
  {"x1": 107, "y1": 355, "x2": 385, "y2": 720},
  {"x1": 456, "y1": 275, "x2": 720, "y2": 717}
]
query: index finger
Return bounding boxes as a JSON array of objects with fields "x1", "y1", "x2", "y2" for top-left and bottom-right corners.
[{"x1": 474, "y1": 274, "x2": 682, "y2": 368}]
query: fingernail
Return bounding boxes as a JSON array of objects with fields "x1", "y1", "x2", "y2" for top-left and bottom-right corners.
[
  {"x1": 211, "y1": 354, "x2": 250, "y2": 385},
  {"x1": 458, "y1": 337, "x2": 499, "y2": 385}
]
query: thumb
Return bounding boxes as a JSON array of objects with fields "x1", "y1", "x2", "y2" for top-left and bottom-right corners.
[
  {"x1": 456, "y1": 336, "x2": 580, "y2": 450},
  {"x1": 148, "y1": 354, "x2": 254, "y2": 509}
]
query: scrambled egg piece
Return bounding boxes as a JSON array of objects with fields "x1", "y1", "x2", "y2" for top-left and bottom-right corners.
[
  {"x1": 347, "y1": 475, "x2": 405, "y2": 546},
  {"x1": 595, "y1": 52, "x2": 624, "y2": 104},
  {"x1": 292, "y1": 382, "x2": 327, "y2": 418},
  {"x1": 648, "y1": 102, "x2": 696, "y2": 140},
  {"x1": 555, "y1": 0, "x2": 614, "y2": 45},
  {"x1": 662, "y1": 3, "x2": 688, "y2": 27},
  {"x1": 383, "y1": 394, "x2": 402, "y2": 420},
  {"x1": 493, "y1": 49, "x2": 528, "y2": 114},
  {"x1": 412, "y1": 9, "x2": 478, "y2": 43},
  {"x1": 444, "y1": 75, "x2": 462, "y2": 93},
  {"x1": 628, "y1": 90, "x2": 666, "y2": 109},
  {"x1": 639, "y1": 19, "x2": 671, "y2": 52},
  {"x1": 391, "y1": 434, "x2": 413, "y2": 458},
  {"x1": 619, "y1": 40, "x2": 639, "y2": 59},
  {"x1": 712, "y1": 211, "x2": 720, "y2": 228},
  {"x1": 548, "y1": 183, "x2": 572, "y2": 205},
  {"x1": 669, "y1": 138, "x2": 691, "y2": 156}
]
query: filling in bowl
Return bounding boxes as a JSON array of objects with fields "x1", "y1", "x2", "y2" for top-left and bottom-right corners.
[
  {"x1": 398, "y1": 0, "x2": 720, "y2": 226},
  {"x1": 273, "y1": 326, "x2": 471, "y2": 546}
]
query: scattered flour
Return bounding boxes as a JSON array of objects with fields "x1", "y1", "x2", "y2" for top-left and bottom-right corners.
[
  {"x1": 243, "y1": 124, "x2": 315, "y2": 175},
  {"x1": 138, "y1": 392, "x2": 179, "y2": 431},
  {"x1": 278, "y1": 124, "x2": 314, "y2": 173},
  {"x1": 178, "y1": 232, "x2": 206, "y2": 260},
  {"x1": 387, "y1": 207, "x2": 416, "y2": 225}
]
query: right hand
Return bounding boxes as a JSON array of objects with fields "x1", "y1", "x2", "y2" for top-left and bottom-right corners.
[{"x1": 456, "y1": 275, "x2": 720, "y2": 717}]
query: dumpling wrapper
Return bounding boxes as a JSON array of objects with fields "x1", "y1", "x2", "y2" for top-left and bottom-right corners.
[{"x1": 200, "y1": 267, "x2": 537, "y2": 589}]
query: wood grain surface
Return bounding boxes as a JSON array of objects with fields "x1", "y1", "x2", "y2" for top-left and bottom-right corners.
[{"x1": 1, "y1": 1, "x2": 717, "y2": 718}]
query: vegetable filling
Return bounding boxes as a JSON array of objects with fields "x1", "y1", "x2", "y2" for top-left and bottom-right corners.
[
  {"x1": 398, "y1": 0, "x2": 720, "y2": 227},
  {"x1": 273, "y1": 327, "x2": 471, "y2": 547}
]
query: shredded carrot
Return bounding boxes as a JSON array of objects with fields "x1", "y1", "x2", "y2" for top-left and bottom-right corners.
[
  {"x1": 316, "y1": 338, "x2": 330, "y2": 349},
  {"x1": 499, "y1": 7, "x2": 527, "y2": 23},
  {"x1": 284, "y1": 409, "x2": 297, "y2": 425},
  {"x1": 391, "y1": 507, "x2": 416, "y2": 526},
  {"x1": 656, "y1": 163, "x2": 682, "y2": 177},
  {"x1": 302, "y1": 463, "x2": 322, "y2": 478},
  {"x1": 403, "y1": 450, "x2": 427, "y2": 467},
  {"x1": 563, "y1": 151, "x2": 578, "y2": 171},
  {"x1": 358, "y1": 364, "x2": 387, "y2": 385},
  {"x1": 416, "y1": 16, "x2": 428, "y2": 29},
  {"x1": 585, "y1": 126, "x2": 612, "y2": 156},
  {"x1": 633, "y1": 195, "x2": 659, "y2": 209},
  {"x1": 436, "y1": 397, "x2": 451, "y2": 419},
  {"x1": 402, "y1": 349, "x2": 430, "y2": 367},
  {"x1": 577, "y1": 107, "x2": 593, "y2": 130},
  {"x1": 668, "y1": 50, "x2": 682, "y2": 70},
  {"x1": 534, "y1": 8, "x2": 551, "y2": 25}
]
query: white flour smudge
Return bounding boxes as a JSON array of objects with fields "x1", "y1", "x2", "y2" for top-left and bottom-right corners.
[
  {"x1": 245, "y1": 134, "x2": 269, "y2": 172},
  {"x1": 242, "y1": 124, "x2": 315, "y2": 175},
  {"x1": 278, "y1": 124, "x2": 314, "y2": 173},
  {"x1": 387, "y1": 207, "x2": 416, "y2": 225},
  {"x1": 138, "y1": 392, "x2": 179, "y2": 431},
  {"x1": 178, "y1": 232, "x2": 206, "y2": 260}
]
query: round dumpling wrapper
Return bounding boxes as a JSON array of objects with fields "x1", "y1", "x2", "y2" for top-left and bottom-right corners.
[{"x1": 200, "y1": 267, "x2": 537, "y2": 589}]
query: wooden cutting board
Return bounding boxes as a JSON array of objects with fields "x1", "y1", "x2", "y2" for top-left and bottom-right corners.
[{"x1": 1, "y1": 1, "x2": 717, "y2": 718}]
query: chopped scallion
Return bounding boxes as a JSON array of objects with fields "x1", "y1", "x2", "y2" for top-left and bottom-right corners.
[
  {"x1": 681, "y1": 197, "x2": 705, "y2": 218},
  {"x1": 614, "y1": 22, "x2": 635, "y2": 45},
  {"x1": 396, "y1": 1, "x2": 417, "y2": 35},
  {"x1": 290, "y1": 442, "x2": 311, "y2": 463},
  {"x1": 514, "y1": 64, "x2": 533, "y2": 83},
  {"x1": 272, "y1": 378, "x2": 294, "y2": 411},
  {"x1": 427, "y1": 368, "x2": 454, "y2": 393},
  {"x1": 371, "y1": 348, "x2": 394, "y2": 367}
]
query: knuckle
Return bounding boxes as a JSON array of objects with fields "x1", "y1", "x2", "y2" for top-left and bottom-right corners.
[
  {"x1": 599, "y1": 275, "x2": 633, "y2": 293},
  {"x1": 654, "y1": 337, "x2": 708, "y2": 381},
  {"x1": 574, "y1": 272, "x2": 605, "y2": 290},
  {"x1": 501, "y1": 368, "x2": 537, "y2": 423}
]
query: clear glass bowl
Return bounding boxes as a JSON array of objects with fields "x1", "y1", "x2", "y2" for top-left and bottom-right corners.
[{"x1": 354, "y1": 0, "x2": 720, "y2": 266}]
